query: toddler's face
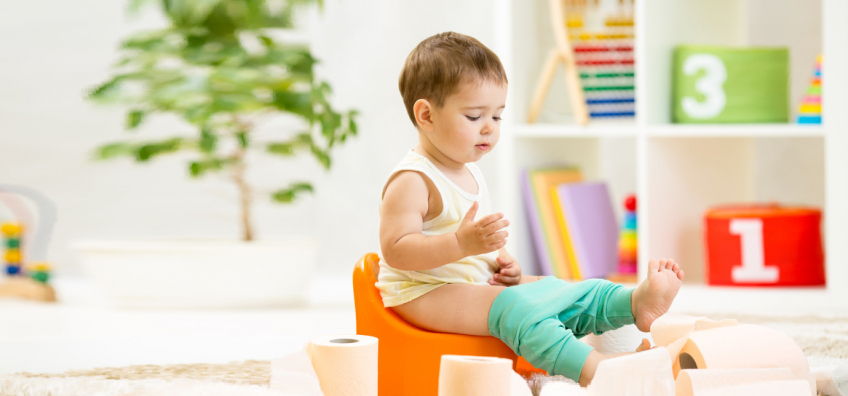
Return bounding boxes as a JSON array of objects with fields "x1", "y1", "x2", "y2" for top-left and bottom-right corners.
[{"x1": 429, "y1": 79, "x2": 507, "y2": 164}]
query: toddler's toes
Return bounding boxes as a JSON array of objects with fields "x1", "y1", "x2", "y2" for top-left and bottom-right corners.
[
  {"x1": 648, "y1": 259, "x2": 660, "y2": 272},
  {"x1": 672, "y1": 262, "x2": 680, "y2": 273},
  {"x1": 664, "y1": 259, "x2": 675, "y2": 270},
  {"x1": 677, "y1": 269, "x2": 685, "y2": 280}
]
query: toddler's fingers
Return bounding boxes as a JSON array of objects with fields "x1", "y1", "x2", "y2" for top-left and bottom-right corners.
[
  {"x1": 491, "y1": 274, "x2": 519, "y2": 286},
  {"x1": 483, "y1": 219, "x2": 510, "y2": 235},
  {"x1": 486, "y1": 230, "x2": 508, "y2": 244},
  {"x1": 499, "y1": 265, "x2": 520, "y2": 277},
  {"x1": 477, "y1": 212, "x2": 505, "y2": 228}
]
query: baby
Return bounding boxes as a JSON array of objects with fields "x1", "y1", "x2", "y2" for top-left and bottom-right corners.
[{"x1": 377, "y1": 31, "x2": 684, "y2": 386}]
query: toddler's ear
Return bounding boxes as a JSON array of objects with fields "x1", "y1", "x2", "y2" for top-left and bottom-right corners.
[{"x1": 413, "y1": 99, "x2": 435, "y2": 132}]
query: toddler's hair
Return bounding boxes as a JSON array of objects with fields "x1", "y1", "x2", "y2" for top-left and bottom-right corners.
[{"x1": 399, "y1": 32, "x2": 508, "y2": 126}]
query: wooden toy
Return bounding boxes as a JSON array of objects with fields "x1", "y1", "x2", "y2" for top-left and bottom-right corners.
[
  {"x1": 704, "y1": 204, "x2": 824, "y2": 286},
  {"x1": 797, "y1": 54, "x2": 822, "y2": 124},
  {"x1": 352, "y1": 253, "x2": 544, "y2": 395},
  {"x1": 528, "y1": 0, "x2": 636, "y2": 124},
  {"x1": 0, "y1": 185, "x2": 58, "y2": 302},
  {"x1": 673, "y1": 46, "x2": 790, "y2": 123}
]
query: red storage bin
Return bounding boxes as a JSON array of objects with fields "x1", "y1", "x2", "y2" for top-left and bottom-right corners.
[{"x1": 704, "y1": 204, "x2": 825, "y2": 286}]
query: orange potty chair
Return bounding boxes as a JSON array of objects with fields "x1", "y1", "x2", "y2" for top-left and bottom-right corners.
[{"x1": 353, "y1": 253, "x2": 543, "y2": 395}]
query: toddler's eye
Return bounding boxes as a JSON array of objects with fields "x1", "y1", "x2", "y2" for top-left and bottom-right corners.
[
  {"x1": 493, "y1": 116, "x2": 502, "y2": 121},
  {"x1": 466, "y1": 115, "x2": 481, "y2": 121}
]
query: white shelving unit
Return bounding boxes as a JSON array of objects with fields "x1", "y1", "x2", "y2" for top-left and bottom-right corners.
[{"x1": 491, "y1": 0, "x2": 848, "y2": 313}]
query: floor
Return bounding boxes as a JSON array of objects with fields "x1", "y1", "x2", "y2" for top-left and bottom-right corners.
[
  {"x1": 2, "y1": 274, "x2": 846, "y2": 376},
  {"x1": 0, "y1": 273, "x2": 356, "y2": 375}
]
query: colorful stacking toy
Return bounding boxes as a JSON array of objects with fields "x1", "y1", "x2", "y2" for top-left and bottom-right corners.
[
  {"x1": 618, "y1": 195, "x2": 638, "y2": 274},
  {"x1": 797, "y1": 54, "x2": 822, "y2": 124}
]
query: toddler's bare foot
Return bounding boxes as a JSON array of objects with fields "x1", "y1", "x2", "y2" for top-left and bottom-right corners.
[{"x1": 631, "y1": 259, "x2": 684, "y2": 332}]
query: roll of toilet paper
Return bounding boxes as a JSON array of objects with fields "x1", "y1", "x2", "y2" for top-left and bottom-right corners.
[
  {"x1": 675, "y1": 324, "x2": 809, "y2": 377},
  {"x1": 676, "y1": 368, "x2": 812, "y2": 396},
  {"x1": 510, "y1": 371, "x2": 533, "y2": 396},
  {"x1": 307, "y1": 335, "x2": 378, "y2": 396},
  {"x1": 438, "y1": 355, "x2": 512, "y2": 396},
  {"x1": 812, "y1": 365, "x2": 848, "y2": 396},
  {"x1": 581, "y1": 325, "x2": 652, "y2": 354},
  {"x1": 588, "y1": 347, "x2": 675, "y2": 396},
  {"x1": 651, "y1": 313, "x2": 739, "y2": 348},
  {"x1": 694, "y1": 379, "x2": 811, "y2": 396},
  {"x1": 270, "y1": 349, "x2": 323, "y2": 395}
]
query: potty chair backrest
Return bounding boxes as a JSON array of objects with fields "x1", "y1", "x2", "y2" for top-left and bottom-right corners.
[{"x1": 353, "y1": 253, "x2": 519, "y2": 395}]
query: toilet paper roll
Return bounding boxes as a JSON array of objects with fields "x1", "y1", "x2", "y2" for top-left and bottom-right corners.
[
  {"x1": 582, "y1": 325, "x2": 652, "y2": 354},
  {"x1": 438, "y1": 355, "x2": 512, "y2": 396},
  {"x1": 307, "y1": 335, "x2": 378, "y2": 396},
  {"x1": 270, "y1": 349, "x2": 324, "y2": 395},
  {"x1": 812, "y1": 365, "x2": 848, "y2": 396},
  {"x1": 539, "y1": 382, "x2": 588, "y2": 396},
  {"x1": 510, "y1": 371, "x2": 533, "y2": 396},
  {"x1": 676, "y1": 368, "x2": 812, "y2": 396},
  {"x1": 651, "y1": 313, "x2": 739, "y2": 348},
  {"x1": 588, "y1": 347, "x2": 675, "y2": 396},
  {"x1": 674, "y1": 324, "x2": 809, "y2": 377},
  {"x1": 693, "y1": 379, "x2": 811, "y2": 396}
]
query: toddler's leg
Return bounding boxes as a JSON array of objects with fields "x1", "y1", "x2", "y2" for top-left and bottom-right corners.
[{"x1": 488, "y1": 277, "x2": 633, "y2": 382}]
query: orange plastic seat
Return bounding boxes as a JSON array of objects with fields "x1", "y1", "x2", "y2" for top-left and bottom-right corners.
[{"x1": 353, "y1": 253, "x2": 542, "y2": 395}]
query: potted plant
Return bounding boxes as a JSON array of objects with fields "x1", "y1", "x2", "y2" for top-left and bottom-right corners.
[{"x1": 75, "y1": 0, "x2": 357, "y2": 308}]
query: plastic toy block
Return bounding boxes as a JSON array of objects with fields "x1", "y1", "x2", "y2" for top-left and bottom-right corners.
[{"x1": 5, "y1": 265, "x2": 21, "y2": 275}]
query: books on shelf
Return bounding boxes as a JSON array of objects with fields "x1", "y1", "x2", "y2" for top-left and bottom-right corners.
[
  {"x1": 521, "y1": 168, "x2": 583, "y2": 278},
  {"x1": 553, "y1": 182, "x2": 619, "y2": 280},
  {"x1": 522, "y1": 168, "x2": 618, "y2": 280}
]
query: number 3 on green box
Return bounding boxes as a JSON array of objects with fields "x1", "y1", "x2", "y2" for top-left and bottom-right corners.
[{"x1": 682, "y1": 54, "x2": 727, "y2": 119}]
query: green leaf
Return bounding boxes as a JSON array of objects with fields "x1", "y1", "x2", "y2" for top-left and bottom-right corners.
[
  {"x1": 199, "y1": 127, "x2": 217, "y2": 153},
  {"x1": 237, "y1": 132, "x2": 249, "y2": 148},
  {"x1": 135, "y1": 138, "x2": 184, "y2": 161},
  {"x1": 271, "y1": 182, "x2": 313, "y2": 203},
  {"x1": 310, "y1": 145, "x2": 330, "y2": 169},
  {"x1": 188, "y1": 157, "x2": 230, "y2": 177},
  {"x1": 126, "y1": 109, "x2": 146, "y2": 129},
  {"x1": 93, "y1": 142, "x2": 135, "y2": 160}
]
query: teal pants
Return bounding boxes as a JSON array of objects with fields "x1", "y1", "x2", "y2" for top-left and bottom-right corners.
[{"x1": 488, "y1": 276, "x2": 635, "y2": 382}]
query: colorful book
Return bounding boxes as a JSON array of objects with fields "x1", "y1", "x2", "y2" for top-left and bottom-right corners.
[
  {"x1": 554, "y1": 182, "x2": 618, "y2": 279},
  {"x1": 525, "y1": 168, "x2": 583, "y2": 279}
]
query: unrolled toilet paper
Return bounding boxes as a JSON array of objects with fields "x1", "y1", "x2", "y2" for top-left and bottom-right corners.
[
  {"x1": 588, "y1": 347, "x2": 675, "y2": 396},
  {"x1": 307, "y1": 335, "x2": 378, "y2": 396},
  {"x1": 676, "y1": 368, "x2": 813, "y2": 396},
  {"x1": 581, "y1": 325, "x2": 652, "y2": 354},
  {"x1": 438, "y1": 355, "x2": 513, "y2": 396}
]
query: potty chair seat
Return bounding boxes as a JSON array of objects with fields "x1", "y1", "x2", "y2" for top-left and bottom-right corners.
[{"x1": 353, "y1": 253, "x2": 542, "y2": 395}]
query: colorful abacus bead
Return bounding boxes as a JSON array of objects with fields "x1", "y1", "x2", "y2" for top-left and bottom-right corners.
[
  {"x1": 4, "y1": 249, "x2": 21, "y2": 264},
  {"x1": 26, "y1": 262, "x2": 52, "y2": 284},
  {"x1": 0, "y1": 223, "x2": 23, "y2": 237},
  {"x1": 6, "y1": 265, "x2": 21, "y2": 275}
]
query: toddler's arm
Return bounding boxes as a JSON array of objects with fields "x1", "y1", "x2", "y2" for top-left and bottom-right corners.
[{"x1": 380, "y1": 171, "x2": 508, "y2": 271}]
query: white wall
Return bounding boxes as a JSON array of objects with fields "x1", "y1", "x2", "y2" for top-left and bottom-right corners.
[{"x1": 0, "y1": 0, "x2": 498, "y2": 275}]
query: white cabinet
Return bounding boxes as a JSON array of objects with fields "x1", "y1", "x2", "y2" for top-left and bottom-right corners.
[{"x1": 491, "y1": 0, "x2": 847, "y2": 312}]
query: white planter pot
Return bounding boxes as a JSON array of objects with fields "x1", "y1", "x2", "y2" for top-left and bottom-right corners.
[{"x1": 74, "y1": 238, "x2": 319, "y2": 309}]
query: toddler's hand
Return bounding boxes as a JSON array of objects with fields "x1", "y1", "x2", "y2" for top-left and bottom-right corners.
[
  {"x1": 489, "y1": 248, "x2": 522, "y2": 286},
  {"x1": 456, "y1": 201, "x2": 509, "y2": 256}
]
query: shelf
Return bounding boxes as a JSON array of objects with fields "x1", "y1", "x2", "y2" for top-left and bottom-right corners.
[
  {"x1": 645, "y1": 124, "x2": 824, "y2": 138},
  {"x1": 511, "y1": 123, "x2": 823, "y2": 139},
  {"x1": 511, "y1": 123, "x2": 637, "y2": 138}
]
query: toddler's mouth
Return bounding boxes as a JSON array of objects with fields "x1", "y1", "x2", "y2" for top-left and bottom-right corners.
[{"x1": 476, "y1": 144, "x2": 490, "y2": 151}]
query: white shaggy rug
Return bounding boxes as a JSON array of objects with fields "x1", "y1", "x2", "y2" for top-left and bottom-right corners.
[{"x1": 3, "y1": 312, "x2": 847, "y2": 396}]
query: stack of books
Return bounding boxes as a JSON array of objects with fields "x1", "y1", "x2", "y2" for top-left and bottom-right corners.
[{"x1": 521, "y1": 168, "x2": 619, "y2": 280}]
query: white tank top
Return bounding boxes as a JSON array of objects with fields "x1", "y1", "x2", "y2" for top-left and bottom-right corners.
[{"x1": 376, "y1": 150, "x2": 499, "y2": 307}]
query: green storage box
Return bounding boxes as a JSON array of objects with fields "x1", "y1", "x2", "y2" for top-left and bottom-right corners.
[{"x1": 673, "y1": 45, "x2": 789, "y2": 123}]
